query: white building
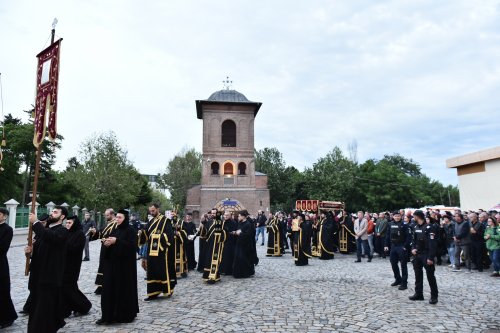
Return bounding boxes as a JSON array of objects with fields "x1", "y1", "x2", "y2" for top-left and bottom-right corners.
[{"x1": 446, "y1": 146, "x2": 500, "y2": 211}]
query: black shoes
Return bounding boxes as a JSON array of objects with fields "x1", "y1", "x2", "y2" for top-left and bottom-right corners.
[
  {"x1": 261, "y1": 243, "x2": 264, "y2": 246},
  {"x1": 82, "y1": 258, "x2": 89, "y2": 261},
  {"x1": 95, "y1": 319, "x2": 106, "y2": 325},
  {"x1": 367, "y1": 258, "x2": 372, "y2": 262},
  {"x1": 181, "y1": 272, "x2": 187, "y2": 278},
  {"x1": 429, "y1": 298, "x2": 438, "y2": 304},
  {"x1": 391, "y1": 281, "x2": 401, "y2": 287},
  {"x1": 94, "y1": 287, "x2": 102, "y2": 295},
  {"x1": 398, "y1": 285, "x2": 407, "y2": 290},
  {"x1": 143, "y1": 296, "x2": 158, "y2": 301},
  {"x1": 354, "y1": 259, "x2": 361, "y2": 263},
  {"x1": 409, "y1": 294, "x2": 424, "y2": 301}
]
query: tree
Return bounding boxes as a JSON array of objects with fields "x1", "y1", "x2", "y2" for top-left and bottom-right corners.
[
  {"x1": 302, "y1": 147, "x2": 357, "y2": 207},
  {"x1": 255, "y1": 147, "x2": 297, "y2": 211},
  {"x1": 0, "y1": 113, "x2": 62, "y2": 204},
  {"x1": 352, "y1": 154, "x2": 460, "y2": 212},
  {"x1": 157, "y1": 148, "x2": 202, "y2": 208},
  {"x1": 65, "y1": 132, "x2": 145, "y2": 212}
]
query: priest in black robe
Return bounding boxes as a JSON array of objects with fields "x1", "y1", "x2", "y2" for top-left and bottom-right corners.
[
  {"x1": 97, "y1": 209, "x2": 138, "y2": 325},
  {"x1": 220, "y1": 211, "x2": 238, "y2": 275},
  {"x1": 183, "y1": 213, "x2": 197, "y2": 270},
  {"x1": 88, "y1": 208, "x2": 117, "y2": 294},
  {"x1": 27, "y1": 206, "x2": 69, "y2": 333},
  {"x1": 266, "y1": 213, "x2": 282, "y2": 257},
  {"x1": 317, "y1": 211, "x2": 335, "y2": 260},
  {"x1": 62, "y1": 216, "x2": 92, "y2": 318},
  {"x1": 172, "y1": 214, "x2": 188, "y2": 278},
  {"x1": 294, "y1": 214, "x2": 312, "y2": 266},
  {"x1": 0, "y1": 208, "x2": 17, "y2": 328},
  {"x1": 196, "y1": 212, "x2": 210, "y2": 272},
  {"x1": 277, "y1": 212, "x2": 287, "y2": 253},
  {"x1": 311, "y1": 214, "x2": 319, "y2": 257},
  {"x1": 139, "y1": 204, "x2": 176, "y2": 300},
  {"x1": 233, "y1": 210, "x2": 255, "y2": 278},
  {"x1": 202, "y1": 209, "x2": 227, "y2": 284}
]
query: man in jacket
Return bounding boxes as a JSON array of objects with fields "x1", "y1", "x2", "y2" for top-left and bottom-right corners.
[
  {"x1": 81, "y1": 212, "x2": 96, "y2": 261},
  {"x1": 452, "y1": 213, "x2": 471, "y2": 272},
  {"x1": 354, "y1": 211, "x2": 371, "y2": 262}
]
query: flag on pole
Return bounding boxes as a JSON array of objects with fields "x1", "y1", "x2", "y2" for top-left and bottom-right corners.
[{"x1": 33, "y1": 39, "x2": 62, "y2": 147}]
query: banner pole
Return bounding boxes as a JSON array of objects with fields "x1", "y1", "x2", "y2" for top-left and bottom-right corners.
[{"x1": 25, "y1": 25, "x2": 57, "y2": 276}]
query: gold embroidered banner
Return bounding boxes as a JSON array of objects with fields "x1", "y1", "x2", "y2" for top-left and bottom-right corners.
[{"x1": 33, "y1": 39, "x2": 62, "y2": 147}]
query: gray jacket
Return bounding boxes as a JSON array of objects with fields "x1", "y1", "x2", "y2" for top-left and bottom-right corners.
[
  {"x1": 454, "y1": 220, "x2": 471, "y2": 245},
  {"x1": 354, "y1": 218, "x2": 368, "y2": 240}
]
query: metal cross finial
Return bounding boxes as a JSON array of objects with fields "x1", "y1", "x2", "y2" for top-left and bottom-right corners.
[
  {"x1": 52, "y1": 18, "x2": 58, "y2": 29},
  {"x1": 222, "y1": 76, "x2": 233, "y2": 90}
]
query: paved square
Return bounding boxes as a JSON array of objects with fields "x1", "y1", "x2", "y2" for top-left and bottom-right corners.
[{"x1": 5, "y1": 239, "x2": 500, "y2": 332}]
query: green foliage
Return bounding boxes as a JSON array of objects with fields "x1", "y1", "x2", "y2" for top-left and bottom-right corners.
[
  {"x1": 157, "y1": 148, "x2": 201, "y2": 208},
  {"x1": 255, "y1": 147, "x2": 459, "y2": 213},
  {"x1": 65, "y1": 132, "x2": 149, "y2": 212},
  {"x1": 303, "y1": 147, "x2": 357, "y2": 205},
  {"x1": 255, "y1": 147, "x2": 299, "y2": 211},
  {"x1": 0, "y1": 113, "x2": 62, "y2": 204}
]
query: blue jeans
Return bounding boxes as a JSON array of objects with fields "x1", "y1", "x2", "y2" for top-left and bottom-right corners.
[
  {"x1": 255, "y1": 226, "x2": 265, "y2": 244},
  {"x1": 490, "y1": 249, "x2": 500, "y2": 272},
  {"x1": 356, "y1": 238, "x2": 371, "y2": 260},
  {"x1": 447, "y1": 245, "x2": 456, "y2": 266},
  {"x1": 367, "y1": 234, "x2": 374, "y2": 256}
]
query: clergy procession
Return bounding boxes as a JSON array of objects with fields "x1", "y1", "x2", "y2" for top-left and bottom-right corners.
[
  {"x1": 3, "y1": 3, "x2": 500, "y2": 331},
  {"x1": 3, "y1": 201, "x2": 499, "y2": 332}
]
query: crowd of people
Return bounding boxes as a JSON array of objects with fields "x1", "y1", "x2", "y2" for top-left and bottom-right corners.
[{"x1": 0, "y1": 203, "x2": 499, "y2": 331}]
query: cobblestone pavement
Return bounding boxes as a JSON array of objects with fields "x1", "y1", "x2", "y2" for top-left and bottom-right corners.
[{"x1": 5, "y1": 239, "x2": 500, "y2": 333}]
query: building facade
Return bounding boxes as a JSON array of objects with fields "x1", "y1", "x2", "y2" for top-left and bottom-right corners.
[
  {"x1": 446, "y1": 146, "x2": 500, "y2": 211},
  {"x1": 185, "y1": 88, "x2": 270, "y2": 222}
]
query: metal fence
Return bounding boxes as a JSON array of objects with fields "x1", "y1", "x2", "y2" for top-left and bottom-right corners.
[{"x1": 15, "y1": 207, "x2": 47, "y2": 228}]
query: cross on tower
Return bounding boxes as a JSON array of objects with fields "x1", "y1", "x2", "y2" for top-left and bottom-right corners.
[{"x1": 222, "y1": 76, "x2": 233, "y2": 90}]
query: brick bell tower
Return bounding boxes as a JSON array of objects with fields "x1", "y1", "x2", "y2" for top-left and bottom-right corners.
[{"x1": 185, "y1": 80, "x2": 270, "y2": 222}]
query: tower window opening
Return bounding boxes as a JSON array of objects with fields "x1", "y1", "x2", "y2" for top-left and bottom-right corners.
[
  {"x1": 238, "y1": 162, "x2": 246, "y2": 175},
  {"x1": 221, "y1": 120, "x2": 236, "y2": 147},
  {"x1": 211, "y1": 162, "x2": 220, "y2": 175}
]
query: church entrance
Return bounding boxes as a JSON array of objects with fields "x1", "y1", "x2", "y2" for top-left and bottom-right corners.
[{"x1": 214, "y1": 198, "x2": 246, "y2": 213}]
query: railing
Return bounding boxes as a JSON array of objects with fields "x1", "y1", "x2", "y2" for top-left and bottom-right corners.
[{"x1": 15, "y1": 207, "x2": 47, "y2": 228}]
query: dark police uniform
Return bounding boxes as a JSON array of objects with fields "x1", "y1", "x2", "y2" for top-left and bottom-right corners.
[
  {"x1": 410, "y1": 222, "x2": 439, "y2": 303},
  {"x1": 385, "y1": 219, "x2": 411, "y2": 289}
]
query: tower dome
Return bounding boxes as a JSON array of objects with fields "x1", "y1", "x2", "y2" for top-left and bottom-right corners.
[{"x1": 207, "y1": 89, "x2": 251, "y2": 103}]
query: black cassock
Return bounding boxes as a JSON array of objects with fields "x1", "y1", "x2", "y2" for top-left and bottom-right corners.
[
  {"x1": 233, "y1": 218, "x2": 255, "y2": 278},
  {"x1": 294, "y1": 221, "x2": 312, "y2": 266},
  {"x1": 100, "y1": 222, "x2": 138, "y2": 323},
  {"x1": 266, "y1": 218, "x2": 282, "y2": 257},
  {"x1": 202, "y1": 219, "x2": 226, "y2": 283},
  {"x1": 28, "y1": 222, "x2": 68, "y2": 333},
  {"x1": 90, "y1": 221, "x2": 118, "y2": 293},
  {"x1": 318, "y1": 217, "x2": 335, "y2": 260},
  {"x1": 62, "y1": 219, "x2": 92, "y2": 317},
  {"x1": 139, "y1": 214, "x2": 176, "y2": 297},
  {"x1": 183, "y1": 221, "x2": 197, "y2": 270},
  {"x1": 220, "y1": 219, "x2": 238, "y2": 275},
  {"x1": 0, "y1": 222, "x2": 17, "y2": 327}
]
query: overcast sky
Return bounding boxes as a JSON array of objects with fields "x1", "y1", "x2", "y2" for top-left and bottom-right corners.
[{"x1": 1, "y1": 0, "x2": 500, "y2": 186}]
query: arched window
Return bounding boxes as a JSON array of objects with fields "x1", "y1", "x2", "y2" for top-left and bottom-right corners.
[
  {"x1": 224, "y1": 162, "x2": 234, "y2": 175},
  {"x1": 221, "y1": 120, "x2": 236, "y2": 147},
  {"x1": 238, "y1": 162, "x2": 246, "y2": 175},
  {"x1": 211, "y1": 162, "x2": 220, "y2": 175}
]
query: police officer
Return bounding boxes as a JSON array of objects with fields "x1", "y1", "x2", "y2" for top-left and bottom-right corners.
[
  {"x1": 409, "y1": 210, "x2": 439, "y2": 304},
  {"x1": 384, "y1": 211, "x2": 411, "y2": 290}
]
